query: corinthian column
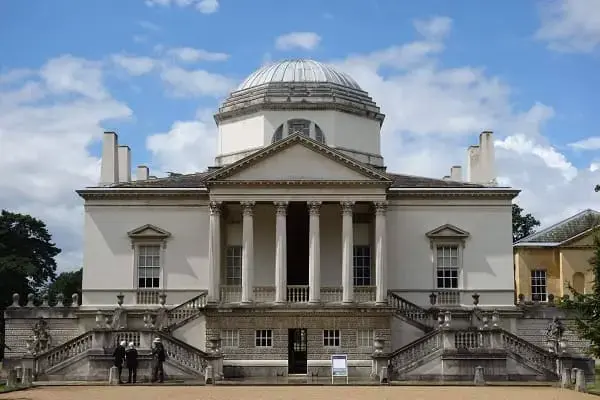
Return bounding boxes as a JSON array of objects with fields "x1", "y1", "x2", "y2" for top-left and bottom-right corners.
[
  {"x1": 308, "y1": 201, "x2": 321, "y2": 303},
  {"x1": 207, "y1": 201, "x2": 222, "y2": 303},
  {"x1": 374, "y1": 201, "x2": 388, "y2": 304},
  {"x1": 274, "y1": 201, "x2": 288, "y2": 303},
  {"x1": 341, "y1": 201, "x2": 354, "y2": 303},
  {"x1": 241, "y1": 201, "x2": 255, "y2": 304}
]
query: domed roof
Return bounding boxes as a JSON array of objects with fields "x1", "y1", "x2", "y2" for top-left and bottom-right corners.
[{"x1": 237, "y1": 59, "x2": 362, "y2": 91}]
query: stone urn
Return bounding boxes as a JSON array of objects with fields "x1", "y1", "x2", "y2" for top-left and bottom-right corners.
[
  {"x1": 472, "y1": 293, "x2": 480, "y2": 306},
  {"x1": 116, "y1": 293, "x2": 124, "y2": 307},
  {"x1": 208, "y1": 337, "x2": 222, "y2": 354},
  {"x1": 158, "y1": 293, "x2": 167, "y2": 307},
  {"x1": 373, "y1": 337, "x2": 385, "y2": 354}
]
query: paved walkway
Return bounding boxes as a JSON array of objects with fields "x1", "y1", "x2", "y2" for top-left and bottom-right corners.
[{"x1": 0, "y1": 386, "x2": 595, "y2": 400}]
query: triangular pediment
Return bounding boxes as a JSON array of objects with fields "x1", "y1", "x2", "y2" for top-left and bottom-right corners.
[
  {"x1": 127, "y1": 224, "x2": 171, "y2": 239},
  {"x1": 207, "y1": 134, "x2": 391, "y2": 184},
  {"x1": 426, "y1": 224, "x2": 470, "y2": 239}
]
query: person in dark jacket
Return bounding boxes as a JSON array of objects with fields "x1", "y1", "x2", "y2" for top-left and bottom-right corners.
[
  {"x1": 112, "y1": 340, "x2": 126, "y2": 384},
  {"x1": 151, "y1": 338, "x2": 166, "y2": 383},
  {"x1": 125, "y1": 342, "x2": 138, "y2": 384}
]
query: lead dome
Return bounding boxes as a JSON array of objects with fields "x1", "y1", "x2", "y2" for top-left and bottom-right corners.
[{"x1": 214, "y1": 59, "x2": 386, "y2": 168}]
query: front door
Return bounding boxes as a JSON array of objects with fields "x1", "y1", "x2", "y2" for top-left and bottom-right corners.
[{"x1": 288, "y1": 328, "x2": 307, "y2": 374}]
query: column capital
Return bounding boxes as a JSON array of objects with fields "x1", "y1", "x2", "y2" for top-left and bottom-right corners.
[
  {"x1": 374, "y1": 201, "x2": 388, "y2": 215},
  {"x1": 209, "y1": 201, "x2": 222, "y2": 215},
  {"x1": 241, "y1": 201, "x2": 255, "y2": 217},
  {"x1": 340, "y1": 201, "x2": 354, "y2": 215},
  {"x1": 274, "y1": 201, "x2": 288, "y2": 216},
  {"x1": 308, "y1": 201, "x2": 322, "y2": 216}
]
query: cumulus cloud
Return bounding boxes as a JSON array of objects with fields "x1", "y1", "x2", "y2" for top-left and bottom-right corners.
[
  {"x1": 568, "y1": 136, "x2": 600, "y2": 150},
  {"x1": 535, "y1": 0, "x2": 600, "y2": 52},
  {"x1": 166, "y1": 47, "x2": 230, "y2": 62},
  {"x1": 111, "y1": 54, "x2": 157, "y2": 76},
  {"x1": 275, "y1": 32, "x2": 322, "y2": 51},
  {"x1": 0, "y1": 56, "x2": 132, "y2": 271},
  {"x1": 145, "y1": 0, "x2": 219, "y2": 14},
  {"x1": 160, "y1": 66, "x2": 235, "y2": 97}
]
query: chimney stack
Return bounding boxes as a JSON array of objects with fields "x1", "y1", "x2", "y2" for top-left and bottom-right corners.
[
  {"x1": 100, "y1": 132, "x2": 119, "y2": 186},
  {"x1": 466, "y1": 131, "x2": 497, "y2": 185},
  {"x1": 450, "y1": 165, "x2": 462, "y2": 181},
  {"x1": 118, "y1": 145, "x2": 131, "y2": 183},
  {"x1": 466, "y1": 145, "x2": 480, "y2": 183},
  {"x1": 136, "y1": 165, "x2": 149, "y2": 181}
]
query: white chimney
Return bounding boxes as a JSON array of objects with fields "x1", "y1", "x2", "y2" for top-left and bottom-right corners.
[
  {"x1": 117, "y1": 145, "x2": 131, "y2": 183},
  {"x1": 479, "y1": 131, "x2": 496, "y2": 185},
  {"x1": 450, "y1": 165, "x2": 462, "y2": 181},
  {"x1": 136, "y1": 165, "x2": 149, "y2": 181},
  {"x1": 466, "y1": 145, "x2": 480, "y2": 183},
  {"x1": 100, "y1": 132, "x2": 119, "y2": 186}
]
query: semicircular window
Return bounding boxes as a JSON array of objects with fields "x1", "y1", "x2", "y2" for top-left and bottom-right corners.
[
  {"x1": 315, "y1": 124, "x2": 326, "y2": 144},
  {"x1": 271, "y1": 119, "x2": 327, "y2": 144},
  {"x1": 271, "y1": 125, "x2": 283, "y2": 142}
]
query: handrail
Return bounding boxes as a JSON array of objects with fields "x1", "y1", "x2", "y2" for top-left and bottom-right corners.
[
  {"x1": 34, "y1": 331, "x2": 93, "y2": 360},
  {"x1": 500, "y1": 329, "x2": 557, "y2": 373},
  {"x1": 388, "y1": 329, "x2": 440, "y2": 358},
  {"x1": 388, "y1": 330, "x2": 442, "y2": 373},
  {"x1": 155, "y1": 331, "x2": 210, "y2": 357},
  {"x1": 35, "y1": 331, "x2": 94, "y2": 371},
  {"x1": 155, "y1": 331, "x2": 210, "y2": 375},
  {"x1": 388, "y1": 292, "x2": 434, "y2": 330},
  {"x1": 166, "y1": 292, "x2": 207, "y2": 329}
]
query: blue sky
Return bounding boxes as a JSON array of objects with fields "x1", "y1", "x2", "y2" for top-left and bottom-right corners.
[{"x1": 0, "y1": 0, "x2": 599, "y2": 270}]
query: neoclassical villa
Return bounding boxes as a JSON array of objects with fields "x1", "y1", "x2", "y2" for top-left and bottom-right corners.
[{"x1": 3, "y1": 59, "x2": 594, "y2": 383}]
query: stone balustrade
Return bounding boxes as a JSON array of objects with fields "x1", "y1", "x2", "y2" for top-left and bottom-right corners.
[{"x1": 218, "y1": 284, "x2": 376, "y2": 304}]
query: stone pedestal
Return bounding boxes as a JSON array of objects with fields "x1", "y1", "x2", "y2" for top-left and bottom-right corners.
[
  {"x1": 21, "y1": 368, "x2": 32, "y2": 385},
  {"x1": 371, "y1": 354, "x2": 389, "y2": 380},
  {"x1": 575, "y1": 369, "x2": 586, "y2": 392},
  {"x1": 561, "y1": 368, "x2": 571, "y2": 388},
  {"x1": 6, "y1": 369, "x2": 17, "y2": 389},
  {"x1": 205, "y1": 365, "x2": 214, "y2": 384},
  {"x1": 473, "y1": 366, "x2": 485, "y2": 386},
  {"x1": 108, "y1": 366, "x2": 120, "y2": 385},
  {"x1": 379, "y1": 367, "x2": 389, "y2": 384}
]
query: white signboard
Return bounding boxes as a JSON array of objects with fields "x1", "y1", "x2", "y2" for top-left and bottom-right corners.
[{"x1": 331, "y1": 354, "x2": 348, "y2": 384}]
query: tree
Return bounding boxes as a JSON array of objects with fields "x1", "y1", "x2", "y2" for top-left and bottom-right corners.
[
  {"x1": 512, "y1": 203, "x2": 541, "y2": 242},
  {"x1": 0, "y1": 210, "x2": 61, "y2": 359},
  {"x1": 559, "y1": 235, "x2": 600, "y2": 358},
  {"x1": 46, "y1": 268, "x2": 82, "y2": 306}
]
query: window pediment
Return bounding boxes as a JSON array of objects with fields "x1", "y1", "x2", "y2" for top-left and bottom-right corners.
[
  {"x1": 127, "y1": 224, "x2": 172, "y2": 241},
  {"x1": 426, "y1": 224, "x2": 470, "y2": 248}
]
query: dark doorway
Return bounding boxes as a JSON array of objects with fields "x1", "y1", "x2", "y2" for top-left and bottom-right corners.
[
  {"x1": 288, "y1": 328, "x2": 308, "y2": 374},
  {"x1": 286, "y1": 202, "x2": 309, "y2": 285}
]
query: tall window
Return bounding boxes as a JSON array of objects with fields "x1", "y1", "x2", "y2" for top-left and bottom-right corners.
[
  {"x1": 531, "y1": 270, "x2": 547, "y2": 302},
  {"x1": 221, "y1": 330, "x2": 240, "y2": 348},
  {"x1": 225, "y1": 246, "x2": 242, "y2": 285},
  {"x1": 137, "y1": 245, "x2": 161, "y2": 288},
  {"x1": 353, "y1": 246, "x2": 371, "y2": 286},
  {"x1": 323, "y1": 330, "x2": 341, "y2": 347},
  {"x1": 255, "y1": 330, "x2": 273, "y2": 347},
  {"x1": 436, "y1": 245, "x2": 459, "y2": 290}
]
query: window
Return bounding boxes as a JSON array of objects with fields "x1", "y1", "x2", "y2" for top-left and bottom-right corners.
[
  {"x1": 323, "y1": 330, "x2": 341, "y2": 347},
  {"x1": 221, "y1": 330, "x2": 239, "y2": 348},
  {"x1": 287, "y1": 119, "x2": 310, "y2": 136},
  {"x1": 271, "y1": 125, "x2": 283, "y2": 143},
  {"x1": 315, "y1": 124, "x2": 326, "y2": 143},
  {"x1": 255, "y1": 330, "x2": 273, "y2": 347},
  {"x1": 225, "y1": 246, "x2": 242, "y2": 285},
  {"x1": 531, "y1": 270, "x2": 547, "y2": 302},
  {"x1": 353, "y1": 246, "x2": 372, "y2": 286},
  {"x1": 137, "y1": 245, "x2": 161, "y2": 288},
  {"x1": 357, "y1": 329, "x2": 374, "y2": 348},
  {"x1": 436, "y1": 245, "x2": 459, "y2": 289}
]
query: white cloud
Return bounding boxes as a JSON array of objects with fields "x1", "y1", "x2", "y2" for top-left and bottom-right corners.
[
  {"x1": 160, "y1": 66, "x2": 235, "y2": 97},
  {"x1": 536, "y1": 0, "x2": 600, "y2": 52},
  {"x1": 0, "y1": 56, "x2": 132, "y2": 271},
  {"x1": 145, "y1": 0, "x2": 219, "y2": 14},
  {"x1": 568, "y1": 136, "x2": 600, "y2": 150},
  {"x1": 146, "y1": 112, "x2": 217, "y2": 174},
  {"x1": 111, "y1": 54, "x2": 157, "y2": 76},
  {"x1": 167, "y1": 47, "x2": 229, "y2": 62},
  {"x1": 275, "y1": 32, "x2": 322, "y2": 51}
]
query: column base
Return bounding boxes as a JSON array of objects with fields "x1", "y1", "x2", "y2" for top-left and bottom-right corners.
[
  {"x1": 375, "y1": 301, "x2": 388, "y2": 306},
  {"x1": 342, "y1": 300, "x2": 354, "y2": 304},
  {"x1": 308, "y1": 300, "x2": 322, "y2": 305},
  {"x1": 273, "y1": 300, "x2": 286, "y2": 305},
  {"x1": 240, "y1": 300, "x2": 253, "y2": 305}
]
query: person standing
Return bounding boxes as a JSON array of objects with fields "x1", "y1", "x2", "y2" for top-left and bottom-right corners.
[
  {"x1": 151, "y1": 337, "x2": 166, "y2": 383},
  {"x1": 125, "y1": 342, "x2": 138, "y2": 384},
  {"x1": 112, "y1": 340, "x2": 126, "y2": 384}
]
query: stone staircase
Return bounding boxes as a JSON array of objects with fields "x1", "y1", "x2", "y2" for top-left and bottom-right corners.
[
  {"x1": 388, "y1": 292, "x2": 436, "y2": 332},
  {"x1": 165, "y1": 292, "x2": 208, "y2": 331}
]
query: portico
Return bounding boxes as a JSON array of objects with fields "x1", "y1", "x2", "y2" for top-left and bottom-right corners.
[{"x1": 207, "y1": 199, "x2": 388, "y2": 306}]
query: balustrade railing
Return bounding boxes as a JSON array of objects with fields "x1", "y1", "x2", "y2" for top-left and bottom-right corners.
[
  {"x1": 137, "y1": 289, "x2": 161, "y2": 305},
  {"x1": 388, "y1": 292, "x2": 434, "y2": 329},
  {"x1": 167, "y1": 292, "x2": 207, "y2": 328},
  {"x1": 156, "y1": 332, "x2": 209, "y2": 375},
  {"x1": 500, "y1": 330, "x2": 557, "y2": 373},
  {"x1": 287, "y1": 285, "x2": 309, "y2": 302},
  {"x1": 454, "y1": 330, "x2": 490, "y2": 349},
  {"x1": 218, "y1": 285, "x2": 375, "y2": 304},
  {"x1": 113, "y1": 331, "x2": 141, "y2": 348},
  {"x1": 36, "y1": 331, "x2": 94, "y2": 372},
  {"x1": 389, "y1": 330, "x2": 442, "y2": 373},
  {"x1": 436, "y1": 290, "x2": 460, "y2": 305}
]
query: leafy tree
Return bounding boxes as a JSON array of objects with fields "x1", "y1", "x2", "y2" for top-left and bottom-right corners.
[
  {"x1": 512, "y1": 203, "x2": 541, "y2": 242},
  {"x1": 46, "y1": 268, "x2": 82, "y2": 306},
  {"x1": 0, "y1": 210, "x2": 61, "y2": 359},
  {"x1": 559, "y1": 234, "x2": 600, "y2": 358}
]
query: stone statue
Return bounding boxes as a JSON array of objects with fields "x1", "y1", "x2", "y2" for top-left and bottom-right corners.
[
  {"x1": 27, "y1": 318, "x2": 52, "y2": 355},
  {"x1": 110, "y1": 307, "x2": 126, "y2": 330},
  {"x1": 154, "y1": 307, "x2": 169, "y2": 331},
  {"x1": 546, "y1": 316, "x2": 565, "y2": 341}
]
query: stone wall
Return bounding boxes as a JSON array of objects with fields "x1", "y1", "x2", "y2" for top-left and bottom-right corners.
[{"x1": 4, "y1": 294, "x2": 82, "y2": 359}]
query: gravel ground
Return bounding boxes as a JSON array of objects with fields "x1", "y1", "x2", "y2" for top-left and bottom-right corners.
[{"x1": 0, "y1": 386, "x2": 597, "y2": 400}]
